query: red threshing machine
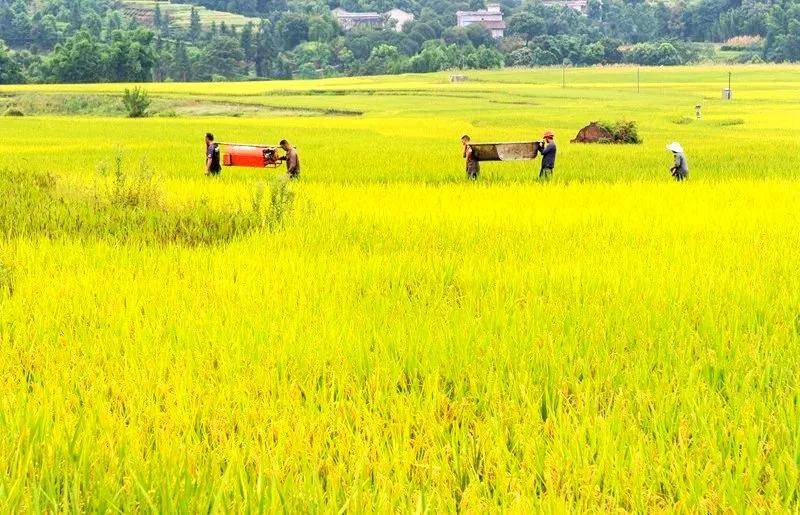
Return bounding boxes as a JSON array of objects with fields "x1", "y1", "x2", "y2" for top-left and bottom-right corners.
[{"x1": 219, "y1": 143, "x2": 283, "y2": 168}]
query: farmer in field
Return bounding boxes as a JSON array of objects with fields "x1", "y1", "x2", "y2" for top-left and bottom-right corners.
[
  {"x1": 279, "y1": 139, "x2": 300, "y2": 179},
  {"x1": 667, "y1": 142, "x2": 689, "y2": 181},
  {"x1": 461, "y1": 135, "x2": 479, "y2": 180},
  {"x1": 205, "y1": 132, "x2": 221, "y2": 176},
  {"x1": 539, "y1": 130, "x2": 557, "y2": 180}
]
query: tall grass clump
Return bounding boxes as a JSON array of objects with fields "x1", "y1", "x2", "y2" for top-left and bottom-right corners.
[
  {"x1": 599, "y1": 119, "x2": 642, "y2": 143},
  {"x1": 122, "y1": 87, "x2": 151, "y2": 118},
  {"x1": 265, "y1": 176, "x2": 296, "y2": 230},
  {"x1": 0, "y1": 161, "x2": 294, "y2": 245}
]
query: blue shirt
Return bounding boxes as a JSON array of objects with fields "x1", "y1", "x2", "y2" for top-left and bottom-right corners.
[{"x1": 541, "y1": 142, "x2": 557, "y2": 170}]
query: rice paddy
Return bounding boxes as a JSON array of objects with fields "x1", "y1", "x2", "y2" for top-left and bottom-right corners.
[{"x1": 0, "y1": 65, "x2": 799, "y2": 511}]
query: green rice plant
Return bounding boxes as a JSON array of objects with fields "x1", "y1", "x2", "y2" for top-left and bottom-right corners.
[{"x1": 712, "y1": 118, "x2": 746, "y2": 126}]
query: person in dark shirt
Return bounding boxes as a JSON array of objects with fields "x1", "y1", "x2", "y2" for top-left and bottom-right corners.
[
  {"x1": 539, "y1": 130, "x2": 556, "y2": 180},
  {"x1": 205, "y1": 132, "x2": 221, "y2": 176},
  {"x1": 280, "y1": 139, "x2": 300, "y2": 179},
  {"x1": 461, "y1": 134, "x2": 479, "y2": 180}
]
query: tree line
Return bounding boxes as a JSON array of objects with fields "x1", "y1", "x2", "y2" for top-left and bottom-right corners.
[{"x1": 1, "y1": 0, "x2": 800, "y2": 84}]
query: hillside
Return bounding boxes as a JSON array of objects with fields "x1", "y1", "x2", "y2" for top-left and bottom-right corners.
[
  {"x1": 119, "y1": 0, "x2": 260, "y2": 30},
  {"x1": 0, "y1": 0, "x2": 798, "y2": 84}
]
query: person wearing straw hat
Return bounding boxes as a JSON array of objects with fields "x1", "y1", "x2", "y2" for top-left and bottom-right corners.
[
  {"x1": 539, "y1": 130, "x2": 557, "y2": 180},
  {"x1": 667, "y1": 142, "x2": 689, "y2": 181}
]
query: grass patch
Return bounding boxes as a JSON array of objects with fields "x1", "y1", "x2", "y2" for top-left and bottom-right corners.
[
  {"x1": 0, "y1": 162, "x2": 294, "y2": 246},
  {"x1": 0, "y1": 93, "x2": 356, "y2": 117},
  {"x1": 712, "y1": 118, "x2": 745, "y2": 126}
]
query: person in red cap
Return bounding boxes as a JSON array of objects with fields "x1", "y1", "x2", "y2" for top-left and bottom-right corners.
[{"x1": 539, "y1": 130, "x2": 557, "y2": 180}]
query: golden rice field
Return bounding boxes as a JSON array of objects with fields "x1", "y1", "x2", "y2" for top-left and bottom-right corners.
[{"x1": 1, "y1": 65, "x2": 800, "y2": 511}]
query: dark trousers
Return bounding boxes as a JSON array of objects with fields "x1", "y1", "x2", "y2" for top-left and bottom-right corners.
[
  {"x1": 672, "y1": 170, "x2": 687, "y2": 181},
  {"x1": 539, "y1": 167, "x2": 553, "y2": 180}
]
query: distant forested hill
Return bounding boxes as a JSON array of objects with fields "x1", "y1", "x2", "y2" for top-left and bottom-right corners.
[{"x1": 1, "y1": 0, "x2": 798, "y2": 84}]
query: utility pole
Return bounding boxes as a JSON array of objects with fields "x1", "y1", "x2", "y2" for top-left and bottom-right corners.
[{"x1": 723, "y1": 71, "x2": 733, "y2": 100}]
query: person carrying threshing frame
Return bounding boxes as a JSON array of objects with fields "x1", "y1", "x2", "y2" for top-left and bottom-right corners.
[
  {"x1": 667, "y1": 142, "x2": 689, "y2": 181},
  {"x1": 280, "y1": 140, "x2": 300, "y2": 179},
  {"x1": 205, "y1": 132, "x2": 221, "y2": 176},
  {"x1": 539, "y1": 130, "x2": 557, "y2": 180},
  {"x1": 461, "y1": 135, "x2": 479, "y2": 180}
]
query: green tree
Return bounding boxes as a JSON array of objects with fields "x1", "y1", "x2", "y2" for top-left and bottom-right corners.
[
  {"x1": 442, "y1": 27, "x2": 471, "y2": 47},
  {"x1": 529, "y1": 46, "x2": 558, "y2": 65},
  {"x1": 171, "y1": 39, "x2": 192, "y2": 80},
  {"x1": 83, "y1": 12, "x2": 103, "y2": 38},
  {"x1": 0, "y1": 41, "x2": 24, "y2": 84},
  {"x1": 582, "y1": 41, "x2": 605, "y2": 64},
  {"x1": 66, "y1": 0, "x2": 82, "y2": 32},
  {"x1": 11, "y1": 48, "x2": 41, "y2": 81},
  {"x1": 153, "y1": 3, "x2": 163, "y2": 31},
  {"x1": 31, "y1": 14, "x2": 61, "y2": 49},
  {"x1": 508, "y1": 46, "x2": 534, "y2": 66},
  {"x1": 43, "y1": 30, "x2": 105, "y2": 83},
  {"x1": 106, "y1": 29, "x2": 156, "y2": 82},
  {"x1": 507, "y1": 12, "x2": 545, "y2": 41},
  {"x1": 107, "y1": 12, "x2": 123, "y2": 33},
  {"x1": 203, "y1": 34, "x2": 246, "y2": 79},
  {"x1": 152, "y1": 35, "x2": 172, "y2": 81},
  {"x1": 255, "y1": 19, "x2": 276, "y2": 77},
  {"x1": 587, "y1": 0, "x2": 603, "y2": 22},
  {"x1": 292, "y1": 41, "x2": 332, "y2": 70},
  {"x1": 240, "y1": 21, "x2": 255, "y2": 63},
  {"x1": 465, "y1": 24, "x2": 494, "y2": 48},
  {"x1": 275, "y1": 13, "x2": 308, "y2": 50},
  {"x1": 308, "y1": 15, "x2": 337, "y2": 43},
  {"x1": 765, "y1": 1, "x2": 800, "y2": 62},
  {"x1": 407, "y1": 22, "x2": 437, "y2": 46},
  {"x1": 363, "y1": 44, "x2": 405, "y2": 74},
  {"x1": 407, "y1": 42, "x2": 450, "y2": 72},
  {"x1": 0, "y1": 0, "x2": 33, "y2": 46},
  {"x1": 189, "y1": 7, "x2": 202, "y2": 41},
  {"x1": 466, "y1": 45, "x2": 504, "y2": 69}
]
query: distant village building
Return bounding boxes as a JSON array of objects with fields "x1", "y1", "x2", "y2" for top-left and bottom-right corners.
[
  {"x1": 332, "y1": 7, "x2": 415, "y2": 32},
  {"x1": 331, "y1": 8, "x2": 383, "y2": 30},
  {"x1": 542, "y1": 0, "x2": 589, "y2": 14},
  {"x1": 385, "y1": 8, "x2": 415, "y2": 32},
  {"x1": 456, "y1": 4, "x2": 506, "y2": 39}
]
